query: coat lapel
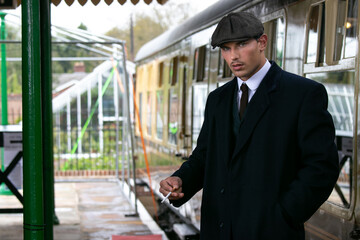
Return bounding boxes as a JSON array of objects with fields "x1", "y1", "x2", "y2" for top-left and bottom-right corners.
[
  {"x1": 214, "y1": 78, "x2": 238, "y2": 165},
  {"x1": 231, "y1": 63, "x2": 280, "y2": 160}
]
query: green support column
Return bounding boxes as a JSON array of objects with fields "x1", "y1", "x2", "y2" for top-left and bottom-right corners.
[
  {"x1": 22, "y1": 0, "x2": 44, "y2": 239},
  {"x1": 40, "y1": 1, "x2": 57, "y2": 239},
  {"x1": 0, "y1": 11, "x2": 10, "y2": 195},
  {"x1": 0, "y1": 12, "x2": 7, "y2": 126}
]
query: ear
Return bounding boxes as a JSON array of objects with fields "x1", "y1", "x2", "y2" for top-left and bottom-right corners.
[{"x1": 258, "y1": 34, "x2": 268, "y2": 51}]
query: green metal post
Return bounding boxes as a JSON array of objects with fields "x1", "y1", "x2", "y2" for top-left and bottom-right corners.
[
  {"x1": 22, "y1": 0, "x2": 44, "y2": 239},
  {"x1": 0, "y1": 12, "x2": 7, "y2": 126},
  {"x1": 0, "y1": 11, "x2": 10, "y2": 195},
  {"x1": 40, "y1": 1, "x2": 58, "y2": 239}
]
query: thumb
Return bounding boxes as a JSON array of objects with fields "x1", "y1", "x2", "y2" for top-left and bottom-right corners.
[{"x1": 171, "y1": 177, "x2": 182, "y2": 190}]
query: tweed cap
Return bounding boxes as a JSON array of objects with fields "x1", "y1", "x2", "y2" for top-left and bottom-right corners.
[{"x1": 211, "y1": 12, "x2": 264, "y2": 48}]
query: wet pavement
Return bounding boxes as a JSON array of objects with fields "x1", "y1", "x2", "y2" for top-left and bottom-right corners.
[{"x1": 0, "y1": 180, "x2": 166, "y2": 240}]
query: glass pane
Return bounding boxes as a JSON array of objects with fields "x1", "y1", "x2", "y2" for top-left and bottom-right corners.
[
  {"x1": 263, "y1": 20, "x2": 274, "y2": 60},
  {"x1": 263, "y1": 17, "x2": 285, "y2": 67},
  {"x1": 146, "y1": 92, "x2": 152, "y2": 135},
  {"x1": 194, "y1": 46, "x2": 207, "y2": 82},
  {"x1": 192, "y1": 85, "x2": 208, "y2": 150},
  {"x1": 209, "y1": 48, "x2": 219, "y2": 83},
  {"x1": 307, "y1": 5, "x2": 320, "y2": 63},
  {"x1": 159, "y1": 62, "x2": 164, "y2": 87},
  {"x1": 139, "y1": 93, "x2": 142, "y2": 131},
  {"x1": 318, "y1": 4, "x2": 326, "y2": 64},
  {"x1": 102, "y1": 76, "x2": 115, "y2": 117},
  {"x1": 193, "y1": 48, "x2": 199, "y2": 80},
  {"x1": 275, "y1": 18, "x2": 285, "y2": 67},
  {"x1": 334, "y1": 0, "x2": 347, "y2": 61},
  {"x1": 344, "y1": 0, "x2": 358, "y2": 58},
  {"x1": 223, "y1": 59, "x2": 232, "y2": 78},
  {"x1": 217, "y1": 51, "x2": 232, "y2": 78},
  {"x1": 306, "y1": 71, "x2": 354, "y2": 208},
  {"x1": 168, "y1": 88, "x2": 179, "y2": 145},
  {"x1": 170, "y1": 57, "x2": 179, "y2": 85},
  {"x1": 156, "y1": 90, "x2": 164, "y2": 139}
]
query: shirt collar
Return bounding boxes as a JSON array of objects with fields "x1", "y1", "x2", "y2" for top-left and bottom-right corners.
[{"x1": 237, "y1": 59, "x2": 271, "y2": 91}]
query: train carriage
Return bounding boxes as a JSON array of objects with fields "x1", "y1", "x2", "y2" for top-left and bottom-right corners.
[{"x1": 135, "y1": 0, "x2": 359, "y2": 238}]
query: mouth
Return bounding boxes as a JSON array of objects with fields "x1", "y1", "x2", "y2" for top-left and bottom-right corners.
[{"x1": 231, "y1": 62, "x2": 244, "y2": 71}]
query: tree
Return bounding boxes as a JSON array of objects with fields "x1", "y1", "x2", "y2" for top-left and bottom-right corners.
[
  {"x1": 52, "y1": 22, "x2": 100, "y2": 75},
  {"x1": 78, "y1": 22, "x2": 88, "y2": 31},
  {"x1": 105, "y1": 2, "x2": 196, "y2": 61}
]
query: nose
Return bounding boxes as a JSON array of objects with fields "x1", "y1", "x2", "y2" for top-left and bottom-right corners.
[{"x1": 230, "y1": 48, "x2": 239, "y2": 60}]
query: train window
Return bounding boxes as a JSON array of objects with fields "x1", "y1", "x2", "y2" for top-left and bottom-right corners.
[
  {"x1": 170, "y1": 57, "x2": 179, "y2": 86},
  {"x1": 217, "y1": 51, "x2": 232, "y2": 79},
  {"x1": 192, "y1": 85, "x2": 208, "y2": 150},
  {"x1": 263, "y1": 17, "x2": 285, "y2": 67},
  {"x1": 334, "y1": 0, "x2": 358, "y2": 60},
  {"x1": 156, "y1": 90, "x2": 164, "y2": 139},
  {"x1": 334, "y1": 0, "x2": 348, "y2": 61},
  {"x1": 168, "y1": 89, "x2": 179, "y2": 145},
  {"x1": 146, "y1": 92, "x2": 152, "y2": 136},
  {"x1": 193, "y1": 46, "x2": 207, "y2": 82},
  {"x1": 306, "y1": 70, "x2": 355, "y2": 208},
  {"x1": 217, "y1": 50, "x2": 222, "y2": 76},
  {"x1": 138, "y1": 92, "x2": 143, "y2": 133},
  {"x1": 222, "y1": 59, "x2": 232, "y2": 78},
  {"x1": 344, "y1": 0, "x2": 358, "y2": 58},
  {"x1": 159, "y1": 62, "x2": 164, "y2": 87},
  {"x1": 306, "y1": 3, "x2": 326, "y2": 64}
]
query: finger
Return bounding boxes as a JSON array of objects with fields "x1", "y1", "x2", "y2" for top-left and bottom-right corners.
[
  {"x1": 160, "y1": 180, "x2": 176, "y2": 197},
  {"x1": 169, "y1": 192, "x2": 184, "y2": 200},
  {"x1": 169, "y1": 177, "x2": 182, "y2": 190}
]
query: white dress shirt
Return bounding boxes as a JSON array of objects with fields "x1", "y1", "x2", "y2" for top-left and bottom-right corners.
[{"x1": 237, "y1": 60, "x2": 271, "y2": 111}]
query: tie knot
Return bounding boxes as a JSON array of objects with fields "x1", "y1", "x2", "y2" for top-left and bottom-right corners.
[{"x1": 241, "y1": 83, "x2": 248, "y2": 93}]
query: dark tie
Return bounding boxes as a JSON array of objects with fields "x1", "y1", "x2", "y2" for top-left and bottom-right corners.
[{"x1": 239, "y1": 83, "x2": 248, "y2": 119}]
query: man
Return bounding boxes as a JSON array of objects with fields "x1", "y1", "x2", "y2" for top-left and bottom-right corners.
[{"x1": 159, "y1": 12, "x2": 339, "y2": 239}]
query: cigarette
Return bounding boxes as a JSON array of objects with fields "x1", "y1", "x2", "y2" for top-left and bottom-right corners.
[{"x1": 161, "y1": 191, "x2": 172, "y2": 203}]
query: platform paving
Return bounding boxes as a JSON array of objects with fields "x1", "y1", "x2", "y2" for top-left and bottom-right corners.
[{"x1": 0, "y1": 180, "x2": 166, "y2": 240}]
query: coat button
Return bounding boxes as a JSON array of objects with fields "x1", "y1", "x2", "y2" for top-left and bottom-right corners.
[
  {"x1": 219, "y1": 222, "x2": 224, "y2": 228},
  {"x1": 220, "y1": 188, "x2": 225, "y2": 194}
]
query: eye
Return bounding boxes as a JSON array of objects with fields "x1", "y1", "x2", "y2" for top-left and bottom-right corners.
[
  {"x1": 221, "y1": 46, "x2": 230, "y2": 51},
  {"x1": 237, "y1": 41, "x2": 247, "y2": 47}
]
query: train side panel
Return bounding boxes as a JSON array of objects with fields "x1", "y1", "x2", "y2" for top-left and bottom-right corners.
[{"x1": 135, "y1": 0, "x2": 359, "y2": 238}]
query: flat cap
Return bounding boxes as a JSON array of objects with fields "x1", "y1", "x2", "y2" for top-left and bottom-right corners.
[{"x1": 211, "y1": 12, "x2": 264, "y2": 48}]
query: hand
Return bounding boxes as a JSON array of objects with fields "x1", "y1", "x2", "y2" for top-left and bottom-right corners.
[{"x1": 159, "y1": 176, "x2": 184, "y2": 201}]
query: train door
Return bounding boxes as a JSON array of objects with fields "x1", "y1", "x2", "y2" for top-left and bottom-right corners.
[
  {"x1": 155, "y1": 61, "x2": 165, "y2": 142},
  {"x1": 180, "y1": 63, "x2": 192, "y2": 156},
  {"x1": 168, "y1": 56, "x2": 180, "y2": 147},
  {"x1": 299, "y1": 0, "x2": 358, "y2": 238},
  {"x1": 191, "y1": 45, "x2": 209, "y2": 150}
]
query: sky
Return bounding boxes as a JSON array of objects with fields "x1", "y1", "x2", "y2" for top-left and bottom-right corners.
[{"x1": 3, "y1": 0, "x2": 218, "y2": 36}]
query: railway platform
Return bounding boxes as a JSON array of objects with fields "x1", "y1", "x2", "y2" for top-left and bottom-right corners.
[{"x1": 0, "y1": 180, "x2": 167, "y2": 240}]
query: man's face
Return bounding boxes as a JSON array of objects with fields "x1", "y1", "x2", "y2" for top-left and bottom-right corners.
[{"x1": 220, "y1": 34, "x2": 267, "y2": 80}]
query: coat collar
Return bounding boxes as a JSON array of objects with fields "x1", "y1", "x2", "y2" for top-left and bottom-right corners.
[{"x1": 231, "y1": 61, "x2": 281, "y2": 160}]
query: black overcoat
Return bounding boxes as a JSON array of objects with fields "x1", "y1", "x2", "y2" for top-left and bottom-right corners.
[{"x1": 172, "y1": 62, "x2": 339, "y2": 239}]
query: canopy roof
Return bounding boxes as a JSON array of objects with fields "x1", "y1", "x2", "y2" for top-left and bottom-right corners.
[{"x1": 16, "y1": 0, "x2": 168, "y2": 6}]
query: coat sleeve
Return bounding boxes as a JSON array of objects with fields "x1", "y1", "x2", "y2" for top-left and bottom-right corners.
[
  {"x1": 279, "y1": 83, "x2": 339, "y2": 224},
  {"x1": 170, "y1": 93, "x2": 214, "y2": 207}
]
